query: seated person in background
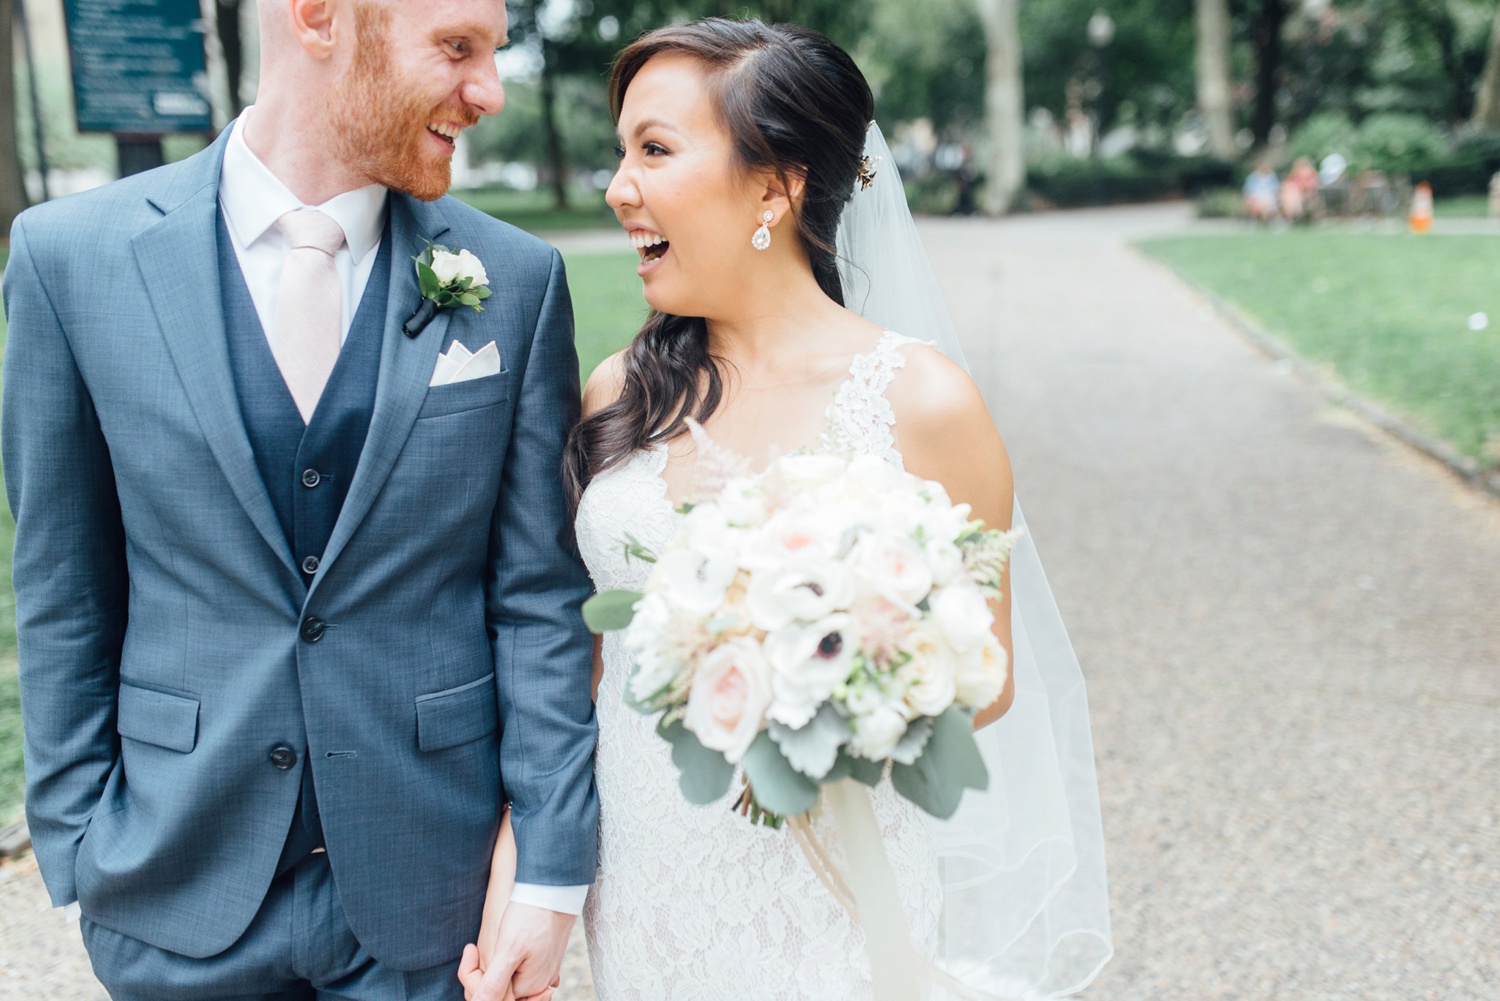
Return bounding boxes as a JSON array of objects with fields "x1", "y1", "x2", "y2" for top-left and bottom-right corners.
[
  {"x1": 1243, "y1": 159, "x2": 1280, "y2": 222},
  {"x1": 1280, "y1": 157, "x2": 1319, "y2": 221}
]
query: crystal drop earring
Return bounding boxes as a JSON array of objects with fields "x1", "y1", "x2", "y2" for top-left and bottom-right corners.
[{"x1": 751, "y1": 210, "x2": 773, "y2": 251}]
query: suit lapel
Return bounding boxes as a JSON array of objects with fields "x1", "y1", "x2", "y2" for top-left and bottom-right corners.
[
  {"x1": 313, "y1": 194, "x2": 452, "y2": 584},
  {"x1": 132, "y1": 132, "x2": 299, "y2": 578}
]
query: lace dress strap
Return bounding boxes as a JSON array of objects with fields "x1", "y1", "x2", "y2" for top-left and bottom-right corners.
[{"x1": 823, "y1": 330, "x2": 930, "y2": 468}]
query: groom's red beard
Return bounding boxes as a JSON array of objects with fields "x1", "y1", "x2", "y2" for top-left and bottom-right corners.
[{"x1": 331, "y1": 6, "x2": 477, "y2": 202}]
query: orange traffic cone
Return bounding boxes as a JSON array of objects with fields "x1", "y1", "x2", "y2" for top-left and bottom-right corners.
[{"x1": 1409, "y1": 181, "x2": 1433, "y2": 234}]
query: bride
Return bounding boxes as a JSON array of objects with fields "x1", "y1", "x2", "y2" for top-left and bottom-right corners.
[
  {"x1": 465, "y1": 17, "x2": 1110, "y2": 1001},
  {"x1": 571, "y1": 17, "x2": 1011, "y2": 1001}
]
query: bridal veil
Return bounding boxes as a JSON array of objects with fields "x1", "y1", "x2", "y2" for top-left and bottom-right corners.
[{"x1": 836, "y1": 124, "x2": 1113, "y2": 998}]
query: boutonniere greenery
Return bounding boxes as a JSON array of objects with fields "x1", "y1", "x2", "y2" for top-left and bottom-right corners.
[{"x1": 405, "y1": 242, "x2": 493, "y2": 336}]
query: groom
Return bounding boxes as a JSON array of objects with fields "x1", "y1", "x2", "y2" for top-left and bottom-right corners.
[{"x1": 2, "y1": 1, "x2": 596, "y2": 999}]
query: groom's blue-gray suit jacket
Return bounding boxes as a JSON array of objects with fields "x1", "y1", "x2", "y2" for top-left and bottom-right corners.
[{"x1": 1, "y1": 129, "x2": 598, "y2": 970}]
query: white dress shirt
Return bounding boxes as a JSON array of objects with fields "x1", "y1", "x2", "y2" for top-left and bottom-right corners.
[
  {"x1": 218, "y1": 109, "x2": 388, "y2": 346},
  {"x1": 217, "y1": 111, "x2": 590, "y2": 918}
]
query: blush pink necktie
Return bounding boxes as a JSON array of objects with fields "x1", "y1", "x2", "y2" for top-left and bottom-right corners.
[{"x1": 273, "y1": 210, "x2": 346, "y2": 423}]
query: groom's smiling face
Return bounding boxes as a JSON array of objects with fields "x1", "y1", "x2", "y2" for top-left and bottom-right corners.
[{"x1": 330, "y1": 0, "x2": 508, "y2": 201}]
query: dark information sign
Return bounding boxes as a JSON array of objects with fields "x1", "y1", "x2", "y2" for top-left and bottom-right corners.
[{"x1": 64, "y1": 0, "x2": 212, "y2": 134}]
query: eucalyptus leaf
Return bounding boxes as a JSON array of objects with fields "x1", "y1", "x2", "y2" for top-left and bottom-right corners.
[
  {"x1": 474, "y1": 286, "x2": 493, "y2": 300},
  {"x1": 459, "y1": 293, "x2": 480, "y2": 307},
  {"x1": 659, "y1": 719, "x2": 735, "y2": 805},
  {"x1": 456, "y1": 276, "x2": 473, "y2": 291},
  {"x1": 767, "y1": 704, "x2": 851, "y2": 780},
  {"x1": 844, "y1": 752, "x2": 884, "y2": 787},
  {"x1": 742, "y1": 731, "x2": 819, "y2": 817},
  {"x1": 582, "y1": 589, "x2": 642, "y2": 633},
  {"x1": 416, "y1": 261, "x2": 441, "y2": 299},
  {"x1": 890, "y1": 708, "x2": 987, "y2": 819}
]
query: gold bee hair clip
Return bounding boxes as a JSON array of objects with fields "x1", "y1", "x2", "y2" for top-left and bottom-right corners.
[{"x1": 857, "y1": 155, "x2": 882, "y2": 191}]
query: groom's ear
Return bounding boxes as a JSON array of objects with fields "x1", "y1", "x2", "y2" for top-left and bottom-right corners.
[{"x1": 289, "y1": 0, "x2": 342, "y2": 59}]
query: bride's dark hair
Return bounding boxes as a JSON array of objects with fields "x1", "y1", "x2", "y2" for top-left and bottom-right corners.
[{"x1": 562, "y1": 17, "x2": 874, "y2": 507}]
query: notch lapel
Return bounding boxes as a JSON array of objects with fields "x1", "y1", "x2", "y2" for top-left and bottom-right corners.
[
  {"x1": 312, "y1": 194, "x2": 452, "y2": 585},
  {"x1": 132, "y1": 136, "x2": 299, "y2": 579}
]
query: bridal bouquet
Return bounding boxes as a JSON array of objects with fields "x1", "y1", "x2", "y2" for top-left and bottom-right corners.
[{"x1": 583, "y1": 437, "x2": 1021, "y2": 824}]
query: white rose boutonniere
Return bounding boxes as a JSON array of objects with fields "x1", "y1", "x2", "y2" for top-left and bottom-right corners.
[{"x1": 404, "y1": 241, "x2": 494, "y2": 337}]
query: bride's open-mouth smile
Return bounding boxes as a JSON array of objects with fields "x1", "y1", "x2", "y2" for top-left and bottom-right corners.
[{"x1": 630, "y1": 228, "x2": 671, "y2": 276}]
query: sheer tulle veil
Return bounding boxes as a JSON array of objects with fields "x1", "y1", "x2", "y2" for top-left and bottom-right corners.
[{"x1": 836, "y1": 123, "x2": 1113, "y2": 997}]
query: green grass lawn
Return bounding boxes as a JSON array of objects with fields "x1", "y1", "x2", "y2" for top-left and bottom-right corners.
[
  {"x1": 1139, "y1": 231, "x2": 1500, "y2": 463},
  {"x1": 562, "y1": 251, "x2": 648, "y2": 381},
  {"x1": 454, "y1": 187, "x2": 617, "y2": 232},
  {"x1": 1434, "y1": 195, "x2": 1491, "y2": 219}
]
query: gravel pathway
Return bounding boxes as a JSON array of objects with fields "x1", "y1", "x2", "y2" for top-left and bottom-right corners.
[
  {"x1": 929, "y1": 203, "x2": 1499, "y2": 1000},
  {"x1": 4, "y1": 204, "x2": 1495, "y2": 999}
]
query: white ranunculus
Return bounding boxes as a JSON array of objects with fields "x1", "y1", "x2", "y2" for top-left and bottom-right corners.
[
  {"x1": 718, "y1": 476, "x2": 767, "y2": 526},
  {"x1": 623, "y1": 593, "x2": 678, "y2": 703},
  {"x1": 954, "y1": 636, "x2": 1009, "y2": 709},
  {"x1": 850, "y1": 705, "x2": 908, "y2": 760},
  {"x1": 650, "y1": 549, "x2": 737, "y2": 616},
  {"x1": 929, "y1": 583, "x2": 995, "y2": 653},
  {"x1": 681, "y1": 503, "x2": 742, "y2": 564},
  {"x1": 846, "y1": 453, "x2": 905, "y2": 494},
  {"x1": 923, "y1": 539, "x2": 964, "y2": 585},
  {"x1": 764, "y1": 614, "x2": 855, "y2": 728},
  {"x1": 848, "y1": 532, "x2": 934, "y2": 607},
  {"x1": 741, "y1": 511, "x2": 840, "y2": 571},
  {"x1": 899, "y1": 623, "x2": 959, "y2": 717},
  {"x1": 682, "y1": 638, "x2": 772, "y2": 763},
  {"x1": 775, "y1": 453, "x2": 847, "y2": 488}
]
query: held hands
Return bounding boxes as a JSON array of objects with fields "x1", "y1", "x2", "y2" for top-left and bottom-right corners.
[
  {"x1": 457, "y1": 808, "x2": 574, "y2": 1001},
  {"x1": 458, "y1": 902, "x2": 573, "y2": 1001}
]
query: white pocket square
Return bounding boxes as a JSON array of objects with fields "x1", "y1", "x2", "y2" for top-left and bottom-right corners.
[{"x1": 430, "y1": 340, "x2": 501, "y2": 387}]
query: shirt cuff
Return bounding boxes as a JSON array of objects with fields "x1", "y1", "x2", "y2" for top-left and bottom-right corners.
[{"x1": 510, "y1": 882, "x2": 590, "y2": 915}]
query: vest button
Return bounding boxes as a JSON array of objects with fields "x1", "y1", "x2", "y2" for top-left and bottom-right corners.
[
  {"x1": 269, "y1": 746, "x2": 297, "y2": 770},
  {"x1": 300, "y1": 617, "x2": 326, "y2": 642},
  {"x1": 301, "y1": 469, "x2": 321, "y2": 488},
  {"x1": 302, "y1": 555, "x2": 320, "y2": 575}
]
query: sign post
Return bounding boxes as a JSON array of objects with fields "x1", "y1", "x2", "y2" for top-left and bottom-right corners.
[{"x1": 62, "y1": 0, "x2": 213, "y2": 176}]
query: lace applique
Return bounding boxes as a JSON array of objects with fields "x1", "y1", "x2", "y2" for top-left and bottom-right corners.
[
  {"x1": 822, "y1": 330, "x2": 930, "y2": 471},
  {"x1": 574, "y1": 332, "x2": 942, "y2": 1000}
]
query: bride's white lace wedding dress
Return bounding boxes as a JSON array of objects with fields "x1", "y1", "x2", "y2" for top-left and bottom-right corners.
[{"x1": 575, "y1": 331, "x2": 941, "y2": 1000}]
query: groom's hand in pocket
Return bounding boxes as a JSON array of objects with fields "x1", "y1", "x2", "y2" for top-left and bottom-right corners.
[{"x1": 462, "y1": 901, "x2": 572, "y2": 1001}]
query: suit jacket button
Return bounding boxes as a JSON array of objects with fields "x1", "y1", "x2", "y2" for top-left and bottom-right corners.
[
  {"x1": 269, "y1": 747, "x2": 297, "y2": 770},
  {"x1": 300, "y1": 617, "x2": 326, "y2": 642},
  {"x1": 301, "y1": 469, "x2": 322, "y2": 488},
  {"x1": 301, "y1": 555, "x2": 320, "y2": 575}
]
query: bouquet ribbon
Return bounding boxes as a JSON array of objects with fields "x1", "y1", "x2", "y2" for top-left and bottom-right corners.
[{"x1": 790, "y1": 780, "x2": 1019, "y2": 1001}]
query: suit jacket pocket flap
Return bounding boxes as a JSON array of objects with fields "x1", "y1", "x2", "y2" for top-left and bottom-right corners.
[
  {"x1": 416, "y1": 371, "x2": 510, "y2": 421},
  {"x1": 118, "y1": 683, "x2": 199, "y2": 753},
  {"x1": 415, "y1": 673, "x2": 498, "y2": 752}
]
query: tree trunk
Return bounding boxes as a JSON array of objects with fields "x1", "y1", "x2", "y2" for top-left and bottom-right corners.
[
  {"x1": 1250, "y1": 0, "x2": 1288, "y2": 147},
  {"x1": 1474, "y1": 2, "x2": 1500, "y2": 128},
  {"x1": 526, "y1": 0, "x2": 568, "y2": 211},
  {"x1": 217, "y1": 0, "x2": 245, "y2": 116},
  {"x1": 0, "y1": 0, "x2": 31, "y2": 237},
  {"x1": 975, "y1": 0, "x2": 1025, "y2": 216},
  {"x1": 1195, "y1": 0, "x2": 1236, "y2": 159},
  {"x1": 538, "y1": 43, "x2": 569, "y2": 211}
]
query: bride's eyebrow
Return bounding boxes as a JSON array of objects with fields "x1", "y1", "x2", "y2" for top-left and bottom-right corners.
[{"x1": 622, "y1": 118, "x2": 677, "y2": 140}]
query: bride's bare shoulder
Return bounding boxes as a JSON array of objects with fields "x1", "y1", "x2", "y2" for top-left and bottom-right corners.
[
  {"x1": 885, "y1": 340, "x2": 989, "y2": 434},
  {"x1": 582, "y1": 349, "x2": 630, "y2": 419},
  {"x1": 886, "y1": 340, "x2": 1013, "y2": 512}
]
